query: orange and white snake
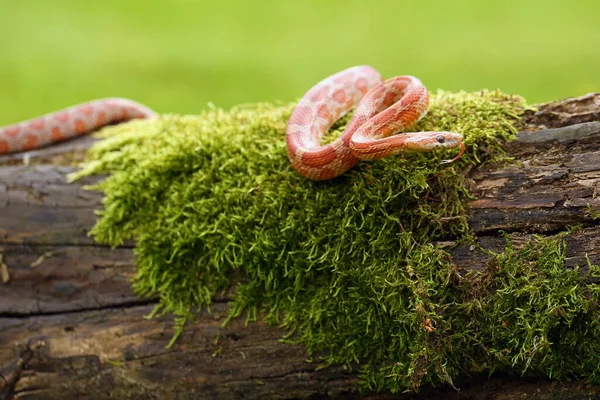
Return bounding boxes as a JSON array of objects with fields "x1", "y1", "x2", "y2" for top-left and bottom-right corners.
[
  {"x1": 286, "y1": 65, "x2": 464, "y2": 180},
  {"x1": 0, "y1": 66, "x2": 464, "y2": 180}
]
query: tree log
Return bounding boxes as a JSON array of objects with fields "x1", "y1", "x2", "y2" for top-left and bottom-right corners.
[{"x1": 1, "y1": 93, "x2": 600, "y2": 400}]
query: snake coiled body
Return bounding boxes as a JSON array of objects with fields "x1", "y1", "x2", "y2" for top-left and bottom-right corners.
[{"x1": 286, "y1": 65, "x2": 464, "y2": 180}]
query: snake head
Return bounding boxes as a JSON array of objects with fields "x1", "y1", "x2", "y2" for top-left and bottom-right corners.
[
  {"x1": 404, "y1": 131, "x2": 465, "y2": 163},
  {"x1": 403, "y1": 131, "x2": 463, "y2": 152}
]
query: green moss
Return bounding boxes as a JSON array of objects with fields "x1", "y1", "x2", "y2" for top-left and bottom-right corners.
[
  {"x1": 461, "y1": 234, "x2": 600, "y2": 384},
  {"x1": 589, "y1": 204, "x2": 600, "y2": 220},
  {"x1": 69, "y1": 90, "x2": 600, "y2": 392}
]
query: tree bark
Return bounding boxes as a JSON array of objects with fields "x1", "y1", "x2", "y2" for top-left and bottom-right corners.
[{"x1": 1, "y1": 93, "x2": 599, "y2": 400}]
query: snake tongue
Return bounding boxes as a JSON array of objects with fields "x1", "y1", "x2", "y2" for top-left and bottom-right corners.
[{"x1": 441, "y1": 142, "x2": 465, "y2": 164}]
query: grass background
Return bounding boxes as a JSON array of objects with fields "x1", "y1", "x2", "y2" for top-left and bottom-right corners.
[{"x1": 1, "y1": 0, "x2": 598, "y2": 125}]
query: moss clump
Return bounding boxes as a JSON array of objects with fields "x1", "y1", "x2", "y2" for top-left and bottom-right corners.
[
  {"x1": 69, "y1": 90, "x2": 600, "y2": 391},
  {"x1": 462, "y1": 234, "x2": 600, "y2": 383}
]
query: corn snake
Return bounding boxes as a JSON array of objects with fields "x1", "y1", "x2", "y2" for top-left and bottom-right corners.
[
  {"x1": 286, "y1": 65, "x2": 464, "y2": 180},
  {"x1": 0, "y1": 66, "x2": 464, "y2": 181}
]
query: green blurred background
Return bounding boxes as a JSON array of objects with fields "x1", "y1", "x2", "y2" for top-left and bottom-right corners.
[{"x1": 1, "y1": 0, "x2": 598, "y2": 124}]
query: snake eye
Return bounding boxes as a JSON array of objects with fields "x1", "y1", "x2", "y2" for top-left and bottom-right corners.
[{"x1": 436, "y1": 135, "x2": 445, "y2": 143}]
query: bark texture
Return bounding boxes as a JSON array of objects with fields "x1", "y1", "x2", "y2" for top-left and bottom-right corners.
[{"x1": 1, "y1": 93, "x2": 600, "y2": 400}]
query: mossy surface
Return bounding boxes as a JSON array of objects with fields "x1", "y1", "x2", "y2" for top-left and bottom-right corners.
[{"x1": 70, "y1": 91, "x2": 600, "y2": 392}]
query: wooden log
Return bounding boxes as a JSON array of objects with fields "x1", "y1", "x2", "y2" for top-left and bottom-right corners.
[{"x1": 1, "y1": 93, "x2": 600, "y2": 399}]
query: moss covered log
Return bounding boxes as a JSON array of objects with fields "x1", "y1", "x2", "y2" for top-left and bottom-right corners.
[
  {"x1": 61, "y1": 90, "x2": 599, "y2": 392},
  {"x1": 2, "y1": 91, "x2": 600, "y2": 399}
]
